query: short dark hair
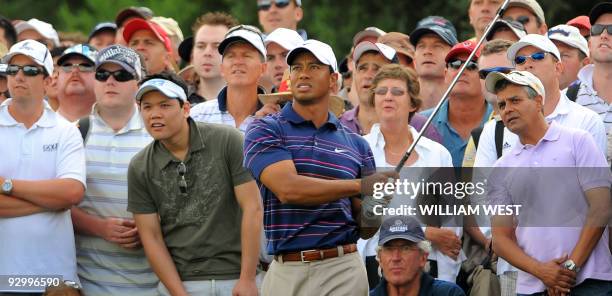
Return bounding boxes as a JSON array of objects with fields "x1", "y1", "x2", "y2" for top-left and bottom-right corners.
[
  {"x1": 0, "y1": 16, "x2": 17, "y2": 46},
  {"x1": 481, "y1": 39, "x2": 513, "y2": 56},
  {"x1": 139, "y1": 71, "x2": 189, "y2": 107},
  {"x1": 192, "y1": 12, "x2": 239, "y2": 35}
]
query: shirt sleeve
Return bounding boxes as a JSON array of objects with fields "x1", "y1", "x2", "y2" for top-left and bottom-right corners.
[
  {"x1": 584, "y1": 111, "x2": 607, "y2": 154},
  {"x1": 574, "y1": 131, "x2": 612, "y2": 191},
  {"x1": 57, "y1": 124, "x2": 86, "y2": 188},
  {"x1": 127, "y1": 155, "x2": 157, "y2": 214},
  {"x1": 243, "y1": 118, "x2": 293, "y2": 181},
  {"x1": 224, "y1": 126, "x2": 253, "y2": 187},
  {"x1": 474, "y1": 120, "x2": 499, "y2": 167}
]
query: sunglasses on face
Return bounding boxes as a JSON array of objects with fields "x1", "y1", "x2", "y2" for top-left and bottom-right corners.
[
  {"x1": 514, "y1": 52, "x2": 548, "y2": 65},
  {"x1": 257, "y1": 0, "x2": 291, "y2": 11},
  {"x1": 447, "y1": 59, "x2": 479, "y2": 71},
  {"x1": 591, "y1": 24, "x2": 612, "y2": 36},
  {"x1": 5, "y1": 65, "x2": 45, "y2": 76},
  {"x1": 478, "y1": 66, "x2": 514, "y2": 80},
  {"x1": 373, "y1": 86, "x2": 407, "y2": 96},
  {"x1": 503, "y1": 15, "x2": 530, "y2": 25},
  {"x1": 95, "y1": 69, "x2": 135, "y2": 82},
  {"x1": 60, "y1": 63, "x2": 94, "y2": 73},
  {"x1": 177, "y1": 162, "x2": 187, "y2": 195}
]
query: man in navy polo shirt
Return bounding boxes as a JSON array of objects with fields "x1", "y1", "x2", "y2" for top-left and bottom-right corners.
[{"x1": 244, "y1": 39, "x2": 391, "y2": 295}]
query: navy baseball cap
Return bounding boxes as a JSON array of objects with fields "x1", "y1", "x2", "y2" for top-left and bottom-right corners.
[
  {"x1": 378, "y1": 216, "x2": 425, "y2": 246},
  {"x1": 410, "y1": 16, "x2": 458, "y2": 47},
  {"x1": 589, "y1": 2, "x2": 612, "y2": 25}
]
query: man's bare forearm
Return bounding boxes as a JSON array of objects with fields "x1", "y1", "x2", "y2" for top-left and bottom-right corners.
[
  {"x1": 11, "y1": 179, "x2": 84, "y2": 210},
  {"x1": 0, "y1": 195, "x2": 47, "y2": 217}
]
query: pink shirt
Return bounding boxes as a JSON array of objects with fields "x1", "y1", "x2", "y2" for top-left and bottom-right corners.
[{"x1": 489, "y1": 122, "x2": 612, "y2": 294}]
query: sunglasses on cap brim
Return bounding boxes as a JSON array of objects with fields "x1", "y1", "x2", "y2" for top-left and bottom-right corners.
[{"x1": 479, "y1": 66, "x2": 514, "y2": 80}]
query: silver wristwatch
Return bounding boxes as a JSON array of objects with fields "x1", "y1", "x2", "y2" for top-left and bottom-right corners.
[
  {"x1": 1, "y1": 179, "x2": 13, "y2": 195},
  {"x1": 563, "y1": 259, "x2": 581, "y2": 273}
]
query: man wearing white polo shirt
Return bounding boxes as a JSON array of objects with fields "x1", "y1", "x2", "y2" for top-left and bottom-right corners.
[
  {"x1": 0, "y1": 40, "x2": 85, "y2": 294},
  {"x1": 260, "y1": 27, "x2": 303, "y2": 92}
]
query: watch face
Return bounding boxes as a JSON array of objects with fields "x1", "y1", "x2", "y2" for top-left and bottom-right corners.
[{"x1": 2, "y1": 180, "x2": 11, "y2": 193}]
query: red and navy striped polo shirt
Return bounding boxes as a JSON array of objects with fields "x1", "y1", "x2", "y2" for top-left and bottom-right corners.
[{"x1": 244, "y1": 102, "x2": 376, "y2": 255}]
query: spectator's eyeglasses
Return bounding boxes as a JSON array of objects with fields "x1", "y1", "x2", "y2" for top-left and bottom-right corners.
[
  {"x1": 257, "y1": 0, "x2": 291, "y2": 11},
  {"x1": 95, "y1": 69, "x2": 135, "y2": 82},
  {"x1": 478, "y1": 66, "x2": 514, "y2": 80},
  {"x1": 591, "y1": 24, "x2": 612, "y2": 36},
  {"x1": 503, "y1": 15, "x2": 530, "y2": 25},
  {"x1": 447, "y1": 59, "x2": 479, "y2": 71},
  {"x1": 381, "y1": 244, "x2": 418, "y2": 255},
  {"x1": 177, "y1": 162, "x2": 187, "y2": 194},
  {"x1": 60, "y1": 63, "x2": 94, "y2": 73},
  {"x1": 5, "y1": 65, "x2": 45, "y2": 76},
  {"x1": 373, "y1": 86, "x2": 407, "y2": 96},
  {"x1": 514, "y1": 52, "x2": 548, "y2": 65}
]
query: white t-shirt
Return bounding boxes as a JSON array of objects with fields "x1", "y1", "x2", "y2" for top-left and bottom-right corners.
[
  {"x1": 359, "y1": 124, "x2": 466, "y2": 283},
  {"x1": 0, "y1": 99, "x2": 86, "y2": 290}
]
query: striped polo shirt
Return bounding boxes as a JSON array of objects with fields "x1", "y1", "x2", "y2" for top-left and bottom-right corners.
[
  {"x1": 574, "y1": 65, "x2": 612, "y2": 164},
  {"x1": 75, "y1": 106, "x2": 158, "y2": 296},
  {"x1": 190, "y1": 86, "x2": 265, "y2": 133},
  {"x1": 244, "y1": 102, "x2": 376, "y2": 255}
]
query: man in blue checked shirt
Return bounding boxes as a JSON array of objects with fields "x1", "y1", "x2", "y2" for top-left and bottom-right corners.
[{"x1": 244, "y1": 39, "x2": 395, "y2": 295}]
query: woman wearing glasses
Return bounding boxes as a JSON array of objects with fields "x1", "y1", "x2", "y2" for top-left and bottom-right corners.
[{"x1": 357, "y1": 64, "x2": 468, "y2": 286}]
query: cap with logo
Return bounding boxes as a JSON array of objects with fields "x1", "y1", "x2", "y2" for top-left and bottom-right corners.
[
  {"x1": 507, "y1": 0, "x2": 546, "y2": 26},
  {"x1": 264, "y1": 28, "x2": 304, "y2": 51},
  {"x1": 507, "y1": 34, "x2": 561, "y2": 66},
  {"x1": 590, "y1": 2, "x2": 612, "y2": 25},
  {"x1": 115, "y1": 6, "x2": 154, "y2": 28},
  {"x1": 485, "y1": 19, "x2": 527, "y2": 41},
  {"x1": 410, "y1": 16, "x2": 458, "y2": 47},
  {"x1": 378, "y1": 216, "x2": 425, "y2": 246},
  {"x1": 353, "y1": 27, "x2": 386, "y2": 47},
  {"x1": 218, "y1": 25, "x2": 267, "y2": 59},
  {"x1": 353, "y1": 41, "x2": 397, "y2": 64},
  {"x1": 485, "y1": 70, "x2": 545, "y2": 99},
  {"x1": 14, "y1": 18, "x2": 60, "y2": 48},
  {"x1": 378, "y1": 32, "x2": 415, "y2": 62},
  {"x1": 2, "y1": 39, "x2": 53, "y2": 75},
  {"x1": 88, "y1": 22, "x2": 117, "y2": 42},
  {"x1": 547, "y1": 25, "x2": 589, "y2": 57},
  {"x1": 123, "y1": 19, "x2": 173, "y2": 53},
  {"x1": 445, "y1": 40, "x2": 481, "y2": 63},
  {"x1": 95, "y1": 45, "x2": 144, "y2": 80},
  {"x1": 57, "y1": 44, "x2": 98, "y2": 66},
  {"x1": 136, "y1": 78, "x2": 187, "y2": 102},
  {"x1": 566, "y1": 15, "x2": 591, "y2": 34},
  {"x1": 286, "y1": 39, "x2": 338, "y2": 73}
]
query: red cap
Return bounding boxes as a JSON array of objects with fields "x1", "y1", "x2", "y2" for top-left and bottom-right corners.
[
  {"x1": 566, "y1": 15, "x2": 591, "y2": 32},
  {"x1": 123, "y1": 18, "x2": 173, "y2": 53},
  {"x1": 445, "y1": 40, "x2": 480, "y2": 63}
]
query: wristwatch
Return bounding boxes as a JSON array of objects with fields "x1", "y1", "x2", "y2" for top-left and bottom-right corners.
[
  {"x1": 1, "y1": 179, "x2": 13, "y2": 195},
  {"x1": 563, "y1": 259, "x2": 581, "y2": 273}
]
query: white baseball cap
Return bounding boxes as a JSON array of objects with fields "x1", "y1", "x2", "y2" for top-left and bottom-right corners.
[
  {"x1": 2, "y1": 39, "x2": 53, "y2": 75},
  {"x1": 507, "y1": 34, "x2": 561, "y2": 66},
  {"x1": 218, "y1": 25, "x2": 267, "y2": 60},
  {"x1": 264, "y1": 28, "x2": 304, "y2": 51},
  {"x1": 136, "y1": 78, "x2": 187, "y2": 102},
  {"x1": 14, "y1": 18, "x2": 60, "y2": 47},
  {"x1": 286, "y1": 39, "x2": 338, "y2": 73},
  {"x1": 353, "y1": 41, "x2": 397, "y2": 64},
  {"x1": 547, "y1": 25, "x2": 589, "y2": 57},
  {"x1": 485, "y1": 70, "x2": 545, "y2": 99}
]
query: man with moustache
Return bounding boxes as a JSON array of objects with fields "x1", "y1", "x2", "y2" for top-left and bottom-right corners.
[
  {"x1": 55, "y1": 44, "x2": 98, "y2": 122},
  {"x1": 128, "y1": 71, "x2": 262, "y2": 296}
]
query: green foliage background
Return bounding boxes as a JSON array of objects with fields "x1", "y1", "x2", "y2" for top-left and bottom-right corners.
[{"x1": 1, "y1": 0, "x2": 602, "y2": 58}]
